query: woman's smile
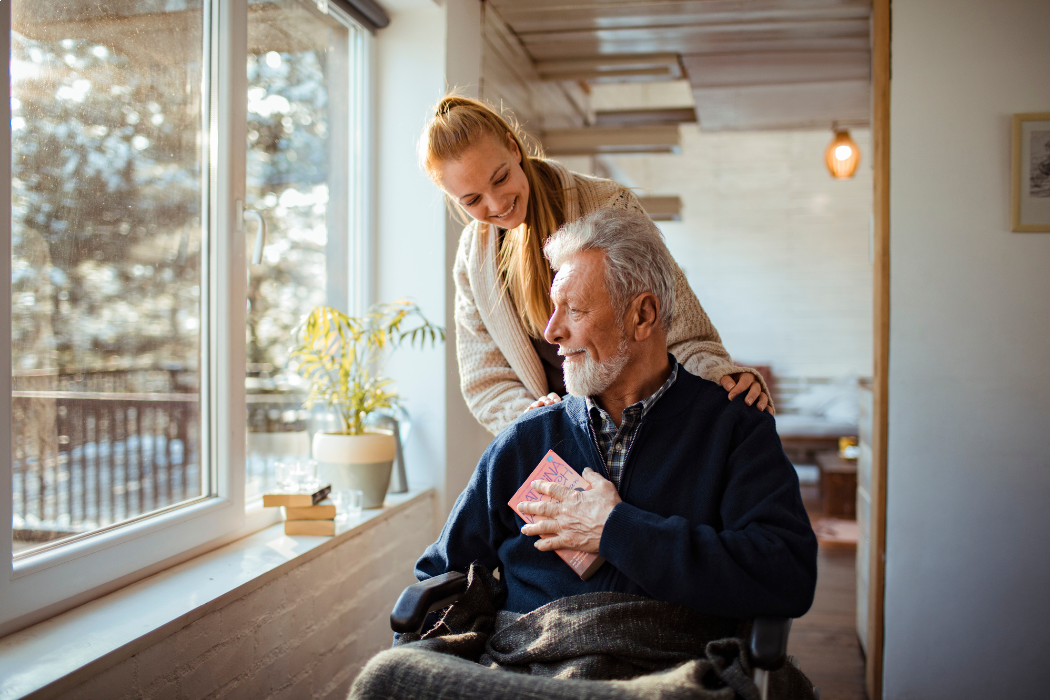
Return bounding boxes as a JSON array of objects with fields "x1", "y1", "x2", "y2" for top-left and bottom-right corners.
[{"x1": 491, "y1": 196, "x2": 517, "y2": 220}]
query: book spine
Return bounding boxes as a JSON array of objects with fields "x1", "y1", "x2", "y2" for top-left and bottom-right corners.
[
  {"x1": 284, "y1": 520, "x2": 335, "y2": 536},
  {"x1": 284, "y1": 505, "x2": 337, "y2": 520}
]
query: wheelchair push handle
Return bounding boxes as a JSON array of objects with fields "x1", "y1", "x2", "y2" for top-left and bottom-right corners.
[
  {"x1": 749, "y1": 616, "x2": 792, "y2": 700},
  {"x1": 749, "y1": 616, "x2": 792, "y2": 670}
]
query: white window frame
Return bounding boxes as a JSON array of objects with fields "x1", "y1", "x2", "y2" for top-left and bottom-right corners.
[{"x1": 0, "y1": 0, "x2": 371, "y2": 635}]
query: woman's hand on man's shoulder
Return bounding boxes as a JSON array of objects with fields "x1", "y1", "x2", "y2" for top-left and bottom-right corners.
[
  {"x1": 719, "y1": 373, "x2": 773, "y2": 414},
  {"x1": 524, "y1": 392, "x2": 562, "y2": 413}
]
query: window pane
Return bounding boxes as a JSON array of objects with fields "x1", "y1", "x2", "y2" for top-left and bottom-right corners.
[
  {"x1": 11, "y1": 2, "x2": 206, "y2": 555},
  {"x1": 244, "y1": 0, "x2": 355, "y2": 502}
]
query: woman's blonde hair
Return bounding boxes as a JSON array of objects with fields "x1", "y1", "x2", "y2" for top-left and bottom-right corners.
[{"x1": 422, "y1": 95, "x2": 565, "y2": 338}]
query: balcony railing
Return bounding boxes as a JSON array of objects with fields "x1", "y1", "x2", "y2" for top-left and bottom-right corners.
[
  {"x1": 10, "y1": 367, "x2": 351, "y2": 554},
  {"x1": 11, "y1": 368, "x2": 202, "y2": 554}
]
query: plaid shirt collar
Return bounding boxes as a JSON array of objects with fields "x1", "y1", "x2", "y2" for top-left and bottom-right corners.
[{"x1": 585, "y1": 359, "x2": 679, "y2": 489}]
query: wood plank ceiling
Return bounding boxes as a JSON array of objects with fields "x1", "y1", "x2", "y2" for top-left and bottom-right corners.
[{"x1": 488, "y1": 0, "x2": 872, "y2": 131}]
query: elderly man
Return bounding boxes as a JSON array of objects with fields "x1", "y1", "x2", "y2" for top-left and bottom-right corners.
[
  {"x1": 414, "y1": 208, "x2": 817, "y2": 619},
  {"x1": 350, "y1": 209, "x2": 817, "y2": 699}
]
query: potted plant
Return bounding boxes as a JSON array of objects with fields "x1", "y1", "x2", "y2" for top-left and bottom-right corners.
[{"x1": 290, "y1": 301, "x2": 443, "y2": 507}]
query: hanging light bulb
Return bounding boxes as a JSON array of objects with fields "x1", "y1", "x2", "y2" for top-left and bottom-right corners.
[{"x1": 825, "y1": 126, "x2": 860, "y2": 179}]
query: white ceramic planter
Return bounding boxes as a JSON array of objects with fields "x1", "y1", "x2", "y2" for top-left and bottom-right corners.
[{"x1": 312, "y1": 429, "x2": 396, "y2": 508}]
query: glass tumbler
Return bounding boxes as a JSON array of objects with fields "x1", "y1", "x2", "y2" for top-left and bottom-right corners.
[{"x1": 331, "y1": 489, "x2": 364, "y2": 523}]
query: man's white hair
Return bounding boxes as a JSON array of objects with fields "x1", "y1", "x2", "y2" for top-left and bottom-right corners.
[{"x1": 543, "y1": 208, "x2": 677, "y2": 331}]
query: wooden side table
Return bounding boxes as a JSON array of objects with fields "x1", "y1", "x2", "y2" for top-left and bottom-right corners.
[{"x1": 816, "y1": 451, "x2": 858, "y2": 519}]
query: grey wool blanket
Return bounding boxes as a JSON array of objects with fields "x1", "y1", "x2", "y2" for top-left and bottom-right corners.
[{"x1": 349, "y1": 564, "x2": 816, "y2": 700}]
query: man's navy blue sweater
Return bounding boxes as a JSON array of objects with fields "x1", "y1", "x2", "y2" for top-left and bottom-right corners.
[{"x1": 417, "y1": 366, "x2": 818, "y2": 620}]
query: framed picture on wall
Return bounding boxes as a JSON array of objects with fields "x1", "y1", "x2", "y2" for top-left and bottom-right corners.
[{"x1": 1011, "y1": 112, "x2": 1050, "y2": 233}]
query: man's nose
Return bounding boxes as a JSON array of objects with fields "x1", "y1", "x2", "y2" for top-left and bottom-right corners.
[{"x1": 543, "y1": 309, "x2": 562, "y2": 345}]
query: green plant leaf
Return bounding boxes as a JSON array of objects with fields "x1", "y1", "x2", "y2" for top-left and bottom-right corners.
[{"x1": 289, "y1": 301, "x2": 444, "y2": 432}]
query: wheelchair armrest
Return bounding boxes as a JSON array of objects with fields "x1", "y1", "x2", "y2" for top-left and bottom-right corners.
[
  {"x1": 390, "y1": 571, "x2": 468, "y2": 634},
  {"x1": 749, "y1": 616, "x2": 792, "y2": 671}
]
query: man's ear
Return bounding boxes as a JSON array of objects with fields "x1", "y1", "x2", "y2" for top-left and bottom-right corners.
[{"x1": 629, "y1": 293, "x2": 660, "y2": 341}]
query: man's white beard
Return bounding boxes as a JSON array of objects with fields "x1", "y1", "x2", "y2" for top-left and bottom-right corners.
[{"x1": 560, "y1": 335, "x2": 630, "y2": 398}]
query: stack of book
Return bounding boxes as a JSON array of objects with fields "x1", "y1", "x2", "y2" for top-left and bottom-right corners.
[{"x1": 263, "y1": 484, "x2": 336, "y2": 536}]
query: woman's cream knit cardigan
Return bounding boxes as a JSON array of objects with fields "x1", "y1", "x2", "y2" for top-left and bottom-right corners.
[{"x1": 453, "y1": 160, "x2": 768, "y2": 435}]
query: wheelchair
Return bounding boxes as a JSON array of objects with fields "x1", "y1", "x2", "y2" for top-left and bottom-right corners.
[{"x1": 390, "y1": 570, "x2": 802, "y2": 700}]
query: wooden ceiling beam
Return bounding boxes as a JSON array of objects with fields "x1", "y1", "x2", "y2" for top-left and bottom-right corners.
[
  {"x1": 527, "y1": 36, "x2": 870, "y2": 61},
  {"x1": 638, "y1": 196, "x2": 683, "y2": 222},
  {"x1": 594, "y1": 107, "x2": 698, "y2": 128},
  {"x1": 488, "y1": 0, "x2": 871, "y2": 15},
  {"x1": 540, "y1": 67, "x2": 679, "y2": 82},
  {"x1": 520, "y1": 17, "x2": 870, "y2": 43},
  {"x1": 485, "y1": 0, "x2": 875, "y2": 134},
  {"x1": 536, "y1": 52, "x2": 683, "y2": 82},
  {"x1": 535, "y1": 52, "x2": 679, "y2": 73},
  {"x1": 541, "y1": 125, "x2": 681, "y2": 156},
  {"x1": 503, "y1": 3, "x2": 871, "y2": 36},
  {"x1": 682, "y1": 50, "x2": 870, "y2": 88},
  {"x1": 521, "y1": 17, "x2": 870, "y2": 61}
]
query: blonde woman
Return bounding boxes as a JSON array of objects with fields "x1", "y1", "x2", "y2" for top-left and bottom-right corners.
[{"x1": 423, "y1": 96, "x2": 771, "y2": 435}]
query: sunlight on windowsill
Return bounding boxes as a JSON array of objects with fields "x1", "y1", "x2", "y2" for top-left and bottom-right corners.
[{"x1": 0, "y1": 490, "x2": 433, "y2": 700}]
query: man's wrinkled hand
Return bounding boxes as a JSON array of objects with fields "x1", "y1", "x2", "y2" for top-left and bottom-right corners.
[{"x1": 517, "y1": 468, "x2": 621, "y2": 553}]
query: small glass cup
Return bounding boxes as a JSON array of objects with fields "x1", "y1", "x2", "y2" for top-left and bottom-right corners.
[
  {"x1": 331, "y1": 488, "x2": 363, "y2": 523},
  {"x1": 288, "y1": 459, "x2": 319, "y2": 492},
  {"x1": 274, "y1": 460, "x2": 295, "y2": 492}
]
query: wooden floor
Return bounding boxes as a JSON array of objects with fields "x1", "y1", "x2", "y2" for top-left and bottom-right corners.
[{"x1": 787, "y1": 486, "x2": 868, "y2": 700}]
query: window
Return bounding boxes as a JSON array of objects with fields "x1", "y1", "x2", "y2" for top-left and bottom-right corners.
[
  {"x1": 10, "y1": 0, "x2": 209, "y2": 558},
  {"x1": 2, "y1": 0, "x2": 370, "y2": 633},
  {"x1": 244, "y1": 0, "x2": 367, "y2": 503}
]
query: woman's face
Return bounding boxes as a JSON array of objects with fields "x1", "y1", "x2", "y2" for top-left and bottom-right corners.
[{"x1": 437, "y1": 132, "x2": 530, "y2": 230}]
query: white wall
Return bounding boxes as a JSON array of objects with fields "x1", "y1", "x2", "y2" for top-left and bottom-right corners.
[
  {"x1": 607, "y1": 128, "x2": 874, "y2": 379},
  {"x1": 374, "y1": 0, "x2": 491, "y2": 516},
  {"x1": 439, "y1": 3, "x2": 496, "y2": 516},
  {"x1": 374, "y1": 0, "x2": 449, "y2": 502},
  {"x1": 884, "y1": 1, "x2": 1049, "y2": 697}
]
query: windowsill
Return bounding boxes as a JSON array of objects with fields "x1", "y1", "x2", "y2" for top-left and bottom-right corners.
[{"x1": 0, "y1": 489, "x2": 434, "y2": 700}]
